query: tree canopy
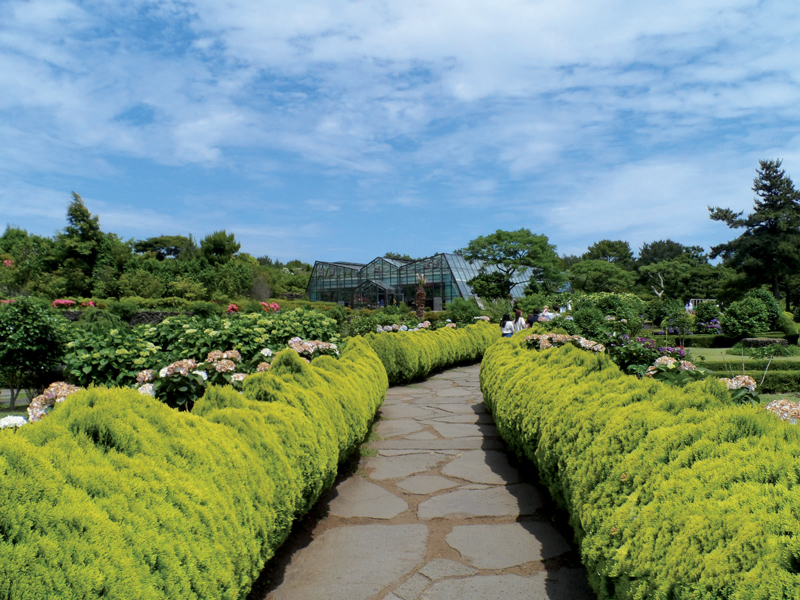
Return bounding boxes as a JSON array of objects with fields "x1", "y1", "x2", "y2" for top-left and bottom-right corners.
[
  {"x1": 582, "y1": 239, "x2": 635, "y2": 269},
  {"x1": 568, "y1": 260, "x2": 636, "y2": 293},
  {"x1": 709, "y1": 159, "x2": 800, "y2": 306},
  {"x1": 457, "y1": 229, "x2": 564, "y2": 292}
]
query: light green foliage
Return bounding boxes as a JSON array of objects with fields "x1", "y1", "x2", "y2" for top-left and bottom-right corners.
[
  {"x1": 364, "y1": 321, "x2": 499, "y2": 385},
  {"x1": 481, "y1": 339, "x2": 800, "y2": 599},
  {"x1": 745, "y1": 288, "x2": 781, "y2": 327},
  {"x1": 0, "y1": 337, "x2": 388, "y2": 600},
  {"x1": 720, "y1": 296, "x2": 771, "y2": 337},
  {"x1": 63, "y1": 325, "x2": 162, "y2": 387},
  {"x1": 776, "y1": 311, "x2": 799, "y2": 337},
  {"x1": 348, "y1": 313, "x2": 379, "y2": 336}
]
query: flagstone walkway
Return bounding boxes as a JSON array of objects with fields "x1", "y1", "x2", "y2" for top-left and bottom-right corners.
[{"x1": 261, "y1": 364, "x2": 596, "y2": 600}]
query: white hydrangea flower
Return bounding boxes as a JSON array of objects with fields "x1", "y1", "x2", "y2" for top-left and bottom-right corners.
[
  {"x1": 0, "y1": 415, "x2": 27, "y2": 428},
  {"x1": 260, "y1": 348, "x2": 273, "y2": 357},
  {"x1": 159, "y1": 367, "x2": 168, "y2": 378},
  {"x1": 137, "y1": 384, "x2": 156, "y2": 397}
]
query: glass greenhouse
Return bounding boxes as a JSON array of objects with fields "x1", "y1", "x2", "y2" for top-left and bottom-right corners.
[{"x1": 307, "y1": 253, "x2": 532, "y2": 309}]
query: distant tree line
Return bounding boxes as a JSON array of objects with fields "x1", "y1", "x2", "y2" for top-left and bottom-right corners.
[
  {"x1": 457, "y1": 159, "x2": 800, "y2": 311},
  {"x1": 0, "y1": 193, "x2": 311, "y2": 301}
]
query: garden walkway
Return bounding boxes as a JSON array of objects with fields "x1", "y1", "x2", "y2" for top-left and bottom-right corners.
[{"x1": 259, "y1": 364, "x2": 596, "y2": 600}]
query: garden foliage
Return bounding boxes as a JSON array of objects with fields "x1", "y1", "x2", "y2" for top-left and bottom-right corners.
[
  {"x1": 0, "y1": 337, "x2": 387, "y2": 600},
  {"x1": 480, "y1": 337, "x2": 800, "y2": 600},
  {"x1": 363, "y1": 321, "x2": 500, "y2": 385}
]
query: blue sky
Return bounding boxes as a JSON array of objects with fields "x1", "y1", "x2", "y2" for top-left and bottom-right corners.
[{"x1": 2, "y1": 0, "x2": 800, "y2": 264}]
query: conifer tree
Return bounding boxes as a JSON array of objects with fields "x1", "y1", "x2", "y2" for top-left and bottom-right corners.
[{"x1": 709, "y1": 159, "x2": 800, "y2": 307}]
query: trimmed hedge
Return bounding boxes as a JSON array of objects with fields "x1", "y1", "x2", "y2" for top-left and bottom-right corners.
[
  {"x1": 480, "y1": 337, "x2": 800, "y2": 600},
  {"x1": 698, "y1": 360, "x2": 800, "y2": 372},
  {"x1": 0, "y1": 337, "x2": 387, "y2": 600},
  {"x1": 362, "y1": 321, "x2": 500, "y2": 385},
  {"x1": 648, "y1": 331, "x2": 797, "y2": 348},
  {"x1": 704, "y1": 370, "x2": 800, "y2": 393}
]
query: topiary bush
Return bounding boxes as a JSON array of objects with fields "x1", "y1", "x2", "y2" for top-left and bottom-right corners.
[
  {"x1": 363, "y1": 320, "x2": 499, "y2": 385},
  {"x1": 720, "y1": 296, "x2": 771, "y2": 337},
  {"x1": 444, "y1": 297, "x2": 483, "y2": 325}
]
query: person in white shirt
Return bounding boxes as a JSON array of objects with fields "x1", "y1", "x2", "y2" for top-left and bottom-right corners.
[
  {"x1": 500, "y1": 314, "x2": 514, "y2": 337},
  {"x1": 513, "y1": 309, "x2": 527, "y2": 333}
]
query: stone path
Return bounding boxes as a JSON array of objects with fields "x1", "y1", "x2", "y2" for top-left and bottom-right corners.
[{"x1": 262, "y1": 364, "x2": 596, "y2": 600}]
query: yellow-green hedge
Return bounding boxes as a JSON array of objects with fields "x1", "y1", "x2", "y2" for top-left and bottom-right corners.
[
  {"x1": 363, "y1": 321, "x2": 500, "y2": 385},
  {"x1": 0, "y1": 337, "x2": 387, "y2": 600},
  {"x1": 480, "y1": 335, "x2": 800, "y2": 600}
]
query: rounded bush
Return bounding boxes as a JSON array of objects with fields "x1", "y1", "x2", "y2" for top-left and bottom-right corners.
[{"x1": 720, "y1": 296, "x2": 770, "y2": 337}]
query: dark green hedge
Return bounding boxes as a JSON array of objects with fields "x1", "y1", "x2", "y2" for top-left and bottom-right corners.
[
  {"x1": 698, "y1": 360, "x2": 800, "y2": 372},
  {"x1": 0, "y1": 337, "x2": 387, "y2": 600},
  {"x1": 363, "y1": 321, "x2": 500, "y2": 385},
  {"x1": 703, "y1": 370, "x2": 800, "y2": 393},
  {"x1": 648, "y1": 331, "x2": 796, "y2": 348},
  {"x1": 480, "y1": 337, "x2": 800, "y2": 600}
]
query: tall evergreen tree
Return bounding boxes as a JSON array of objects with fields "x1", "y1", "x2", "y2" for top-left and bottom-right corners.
[
  {"x1": 56, "y1": 192, "x2": 105, "y2": 295},
  {"x1": 709, "y1": 159, "x2": 800, "y2": 308}
]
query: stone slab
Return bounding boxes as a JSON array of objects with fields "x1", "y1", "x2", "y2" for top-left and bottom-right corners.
[
  {"x1": 378, "y1": 449, "x2": 460, "y2": 457},
  {"x1": 419, "y1": 568, "x2": 596, "y2": 600},
  {"x1": 365, "y1": 452, "x2": 449, "y2": 480},
  {"x1": 376, "y1": 418, "x2": 424, "y2": 438},
  {"x1": 329, "y1": 477, "x2": 408, "y2": 519},
  {"x1": 429, "y1": 413, "x2": 494, "y2": 424},
  {"x1": 446, "y1": 523, "x2": 571, "y2": 569},
  {"x1": 419, "y1": 402, "x2": 488, "y2": 414},
  {"x1": 430, "y1": 423, "x2": 500, "y2": 439},
  {"x1": 434, "y1": 387, "x2": 473, "y2": 397},
  {"x1": 380, "y1": 405, "x2": 440, "y2": 420},
  {"x1": 415, "y1": 379, "x2": 456, "y2": 389},
  {"x1": 418, "y1": 484, "x2": 542, "y2": 519},
  {"x1": 441, "y1": 450, "x2": 520, "y2": 485},
  {"x1": 420, "y1": 574, "x2": 535, "y2": 600},
  {"x1": 397, "y1": 475, "x2": 459, "y2": 495},
  {"x1": 404, "y1": 431, "x2": 439, "y2": 440},
  {"x1": 271, "y1": 524, "x2": 428, "y2": 600},
  {"x1": 373, "y1": 438, "x2": 504, "y2": 451},
  {"x1": 419, "y1": 559, "x2": 477, "y2": 580},
  {"x1": 394, "y1": 573, "x2": 431, "y2": 600}
]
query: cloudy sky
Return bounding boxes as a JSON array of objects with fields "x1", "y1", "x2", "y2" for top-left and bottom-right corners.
[{"x1": 2, "y1": 0, "x2": 799, "y2": 263}]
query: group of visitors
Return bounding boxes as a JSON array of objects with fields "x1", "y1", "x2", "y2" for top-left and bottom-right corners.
[{"x1": 500, "y1": 305, "x2": 559, "y2": 338}]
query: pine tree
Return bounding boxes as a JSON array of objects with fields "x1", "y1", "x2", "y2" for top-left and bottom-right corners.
[{"x1": 709, "y1": 159, "x2": 800, "y2": 308}]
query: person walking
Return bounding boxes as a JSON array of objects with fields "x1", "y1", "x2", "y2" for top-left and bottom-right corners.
[
  {"x1": 500, "y1": 313, "x2": 514, "y2": 337},
  {"x1": 526, "y1": 310, "x2": 541, "y2": 327},
  {"x1": 513, "y1": 309, "x2": 527, "y2": 333}
]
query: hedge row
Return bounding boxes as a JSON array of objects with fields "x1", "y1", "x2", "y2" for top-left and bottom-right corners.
[
  {"x1": 0, "y1": 337, "x2": 387, "y2": 600},
  {"x1": 480, "y1": 335, "x2": 800, "y2": 600},
  {"x1": 363, "y1": 321, "x2": 500, "y2": 385},
  {"x1": 704, "y1": 370, "x2": 800, "y2": 394},
  {"x1": 697, "y1": 360, "x2": 800, "y2": 372},
  {"x1": 647, "y1": 332, "x2": 796, "y2": 348}
]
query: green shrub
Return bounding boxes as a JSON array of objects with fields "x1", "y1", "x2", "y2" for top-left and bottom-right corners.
[
  {"x1": 480, "y1": 338, "x2": 800, "y2": 599},
  {"x1": 693, "y1": 300, "x2": 720, "y2": 324},
  {"x1": 444, "y1": 297, "x2": 483, "y2": 325},
  {"x1": 63, "y1": 325, "x2": 162, "y2": 387},
  {"x1": 0, "y1": 298, "x2": 68, "y2": 408},
  {"x1": 348, "y1": 313, "x2": 379, "y2": 336},
  {"x1": 188, "y1": 301, "x2": 225, "y2": 318},
  {"x1": 571, "y1": 305, "x2": 606, "y2": 338},
  {"x1": 363, "y1": 321, "x2": 499, "y2": 385},
  {"x1": 107, "y1": 298, "x2": 141, "y2": 321},
  {"x1": 0, "y1": 337, "x2": 388, "y2": 600},
  {"x1": 75, "y1": 307, "x2": 127, "y2": 329},
  {"x1": 745, "y1": 288, "x2": 780, "y2": 327},
  {"x1": 645, "y1": 298, "x2": 683, "y2": 325},
  {"x1": 776, "y1": 311, "x2": 799, "y2": 337},
  {"x1": 573, "y1": 292, "x2": 647, "y2": 318},
  {"x1": 720, "y1": 296, "x2": 771, "y2": 337}
]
